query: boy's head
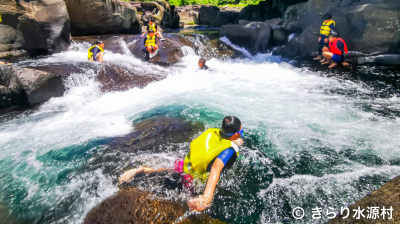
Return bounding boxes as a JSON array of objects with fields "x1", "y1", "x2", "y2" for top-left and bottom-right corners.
[
  {"x1": 198, "y1": 58, "x2": 206, "y2": 68},
  {"x1": 148, "y1": 29, "x2": 155, "y2": 36},
  {"x1": 96, "y1": 40, "x2": 104, "y2": 49},
  {"x1": 328, "y1": 28, "x2": 340, "y2": 42},
  {"x1": 322, "y1": 13, "x2": 332, "y2": 22},
  {"x1": 149, "y1": 18, "x2": 154, "y2": 25},
  {"x1": 221, "y1": 116, "x2": 242, "y2": 140}
]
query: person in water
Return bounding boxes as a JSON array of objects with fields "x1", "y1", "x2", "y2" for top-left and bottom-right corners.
[
  {"x1": 119, "y1": 116, "x2": 244, "y2": 212},
  {"x1": 198, "y1": 58, "x2": 209, "y2": 70},
  {"x1": 322, "y1": 29, "x2": 349, "y2": 68},
  {"x1": 0, "y1": 61, "x2": 11, "y2": 65},
  {"x1": 313, "y1": 14, "x2": 335, "y2": 61},
  {"x1": 88, "y1": 40, "x2": 105, "y2": 62},
  {"x1": 144, "y1": 29, "x2": 158, "y2": 56},
  {"x1": 141, "y1": 17, "x2": 165, "y2": 40}
]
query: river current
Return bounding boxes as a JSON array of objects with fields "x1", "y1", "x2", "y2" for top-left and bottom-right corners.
[{"x1": 0, "y1": 32, "x2": 399, "y2": 224}]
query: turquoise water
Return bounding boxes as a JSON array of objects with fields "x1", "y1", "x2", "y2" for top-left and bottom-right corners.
[{"x1": 0, "y1": 35, "x2": 399, "y2": 223}]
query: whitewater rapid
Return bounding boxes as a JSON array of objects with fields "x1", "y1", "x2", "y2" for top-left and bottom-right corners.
[{"x1": 0, "y1": 35, "x2": 399, "y2": 223}]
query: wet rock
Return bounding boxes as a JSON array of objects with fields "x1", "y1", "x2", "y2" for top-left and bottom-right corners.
[
  {"x1": 220, "y1": 22, "x2": 273, "y2": 55},
  {"x1": 0, "y1": 0, "x2": 70, "y2": 58},
  {"x1": 264, "y1": 18, "x2": 283, "y2": 26},
  {"x1": 328, "y1": 175, "x2": 400, "y2": 224},
  {"x1": 273, "y1": 25, "x2": 317, "y2": 58},
  {"x1": 109, "y1": 117, "x2": 204, "y2": 153},
  {"x1": 129, "y1": 35, "x2": 184, "y2": 66},
  {"x1": 64, "y1": 0, "x2": 142, "y2": 36},
  {"x1": 272, "y1": 28, "x2": 288, "y2": 46},
  {"x1": 273, "y1": 0, "x2": 400, "y2": 60},
  {"x1": 96, "y1": 64, "x2": 164, "y2": 92},
  {"x1": 357, "y1": 54, "x2": 400, "y2": 65},
  {"x1": 238, "y1": 20, "x2": 251, "y2": 25},
  {"x1": 285, "y1": 20, "x2": 303, "y2": 34},
  {"x1": 83, "y1": 187, "x2": 224, "y2": 224},
  {"x1": 0, "y1": 65, "x2": 66, "y2": 108}
]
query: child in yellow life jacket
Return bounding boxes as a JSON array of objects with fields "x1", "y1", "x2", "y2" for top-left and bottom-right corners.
[
  {"x1": 118, "y1": 116, "x2": 245, "y2": 212},
  {"x1": 144, "y1": 30, "x2": 158, "y2": 56},
  {"x1": 313, "y1": 14, "x2": 335, "y2": 61},
  {"x1": 141, "y1": 18, "x2": 165, "y2": 40},
  {"x1": 88, "y1": 40, "x2": 105, "y2": 62}
]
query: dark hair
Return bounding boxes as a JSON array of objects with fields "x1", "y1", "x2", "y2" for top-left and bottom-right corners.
[
  {"x1": 329, "y1": 28, "x2": 340, "y2": 37},
  {"x1": 149, "y1": 17, "x2": 155, "y2": 22},
  {"x1": 322, "y1": 13, "x2": 332, "y2": 20},
  {"x1": 96, "y1": 40, "x2": 103, "y2": 45},
  {"x1": 222, "y1": 116, "x2": 241, "y2": 134},
  {"x1": 199, "y1": 58, "x2": 206, "y2": 65}
]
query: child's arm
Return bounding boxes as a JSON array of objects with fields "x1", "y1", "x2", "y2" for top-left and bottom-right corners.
[{"x1": 188, "y1": 158, "x2": 225, "y2": 212}]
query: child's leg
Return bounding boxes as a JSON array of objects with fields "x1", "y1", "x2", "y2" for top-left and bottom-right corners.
[{"x1": 322, "y1": 52, "x2": 332, "y2": 65}]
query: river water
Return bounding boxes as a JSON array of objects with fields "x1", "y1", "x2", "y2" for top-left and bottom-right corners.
[{"x1": 0, "y1": 31, "x2": 399, "y2": 224}]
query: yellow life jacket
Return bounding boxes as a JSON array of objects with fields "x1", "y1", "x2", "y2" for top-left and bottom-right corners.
[
  {"x1": 149, "y1": 23, "x2": 156, "y2": 32},
  {"x1": 320, "y1": 20, "x2": 335, "y2": 37},
  {"x1": 88, "y1": 45, "x2": 104, "y2": 59},
  {"x1": 183, "y1": 128, "x2": 237, "y2": 175},
  {"x1": 145, "y1": 35, "x2": 156, "y2": 47}
]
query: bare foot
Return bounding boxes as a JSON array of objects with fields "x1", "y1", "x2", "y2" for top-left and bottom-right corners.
[
  {"x1": 341, "y1": 62, "x2": 349, "y2": 66},
  {"x1": 313, "y1": 56, "x2": 321, "y2": 60},
  {"x1": 118, "y1": 167, "x2": 155, "y2": 184},
  {"x1": 321, "y1": 61, "x2": 330, "y2": 65},
  {"x1": 328, "y1": 63, "x2": 337, "y2": 68},
  {"x1": 320, "y1": 58, "x2": 327, "y2": 63}
]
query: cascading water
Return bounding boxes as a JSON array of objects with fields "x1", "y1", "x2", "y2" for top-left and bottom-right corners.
[{"x1": 0, "y1": 32, "x2": 399, "y2": 224}]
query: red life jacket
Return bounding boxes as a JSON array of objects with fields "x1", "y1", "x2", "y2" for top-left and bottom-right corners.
[{"x1": 329, "y1": 38, "x2": 348, "y2": 55}]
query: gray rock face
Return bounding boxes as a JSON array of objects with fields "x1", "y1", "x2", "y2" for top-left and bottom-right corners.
[
  {"x1": 64, "y1": 0, "x2": 142, "y2": 36},
  {"x1": 340, "y1": 0, "x2": 356, "y2": 7},
  {"x1": 235, "y1": 0, "x2": 308, "y2": 23},
  {"x1": 282, "y1": 2, "x2": 307, "y2": 26},
  {"x1": 271, "y1": 0, "x2": 400, "y2": 60},
  {"x1": 272, "y1": 25, "x2": 317, "y2": 58},
  {"x1": 0, "y1": 65, "x2": 66, "y2": 108},
  {"x1": 358, "y1": 54, "x2": 400, "y2": 65},
  {"x1": 0, "y1": 0, "x2": 70, "y2": 58},
  {"x1": 220, "y1": 22, "x2": 273, "y2": 55},
  {"x1": 198, "y1": 6, "x2": 238, "y2": 27}
]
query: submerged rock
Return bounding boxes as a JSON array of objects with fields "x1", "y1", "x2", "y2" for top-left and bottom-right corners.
[
  {"x1": 109, "y1": 117, "x2": 204, "y2": 153},
  {"x1": 83, "y1": 187, "x2": 224, "y2": 224},
  {"x1": 0, "y1": 0, "x2": 70, "y2": 58},
  {"x1": 328, "y1": 175, "x2": 400, "y2": 224}
]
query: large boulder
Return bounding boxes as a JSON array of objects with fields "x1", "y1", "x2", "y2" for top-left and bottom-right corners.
[
  {"x1": 0, "y1": 0, "x2": 70, "y2": 58},
  {"x1": 282, "y1": 1, "x2": 307, "y2": 26},
  {"x1": 64, "y1": 0, "x2": 142, "y2": 36},
  {"x1": 235, "y1": 0, "x2": 308, "y2": 23},
  {"x1": 0, "y1": 65, "x2": 66, "y2": 108},
  {"x1": 198, "y1": 6, "x2": 238, "y2": 27},
  {"x1": 273, "y1": 0, "x2": 400, "y2": 59},
  {"x1": 327, "y1": 1, "x2": 400, "y2": 54},
  {"x1": 83, "y1": 187, "x2": 224, "y2": 224},
  {"x1": 220, "y1": 22, "x2": 273, "y2": 55},
  {"x1": 272, "y1": 25, "x2": 317, "y2": 58}
]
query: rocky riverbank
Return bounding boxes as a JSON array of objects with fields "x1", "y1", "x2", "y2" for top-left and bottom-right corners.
[
  {"x1": 328, "y1": 175, "x2": 400, "y2": 224},
  {"x1": 186, "y1": 0, "x2": 400, "y2": 63}
]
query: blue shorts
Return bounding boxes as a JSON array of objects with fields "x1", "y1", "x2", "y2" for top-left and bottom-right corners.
[{"x1": 331, "y1": 54, "x2": 342, "y2": 63}]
